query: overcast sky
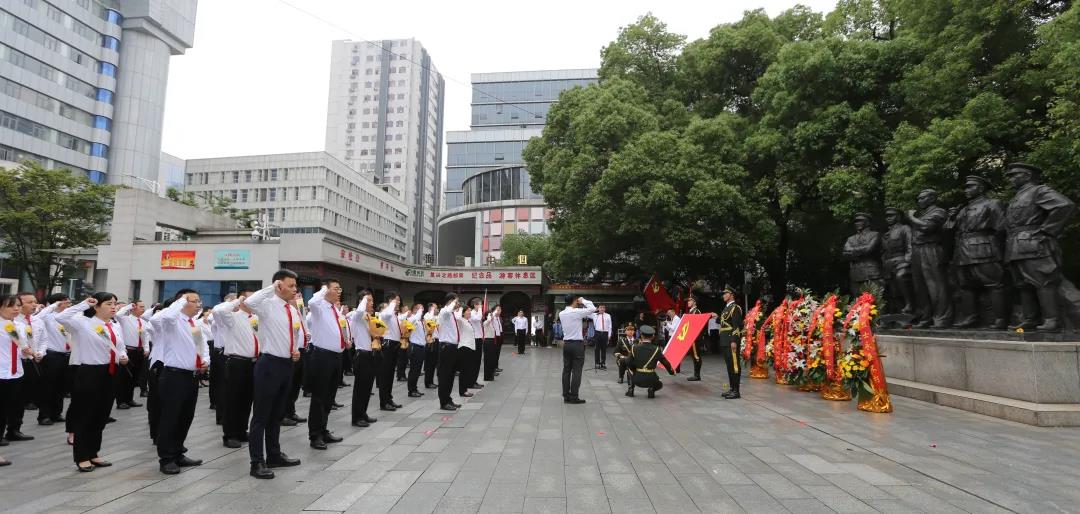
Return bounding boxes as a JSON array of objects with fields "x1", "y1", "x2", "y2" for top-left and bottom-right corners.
[{"x1": 160, "y1": 0, "x2": 837, "y2": 160}]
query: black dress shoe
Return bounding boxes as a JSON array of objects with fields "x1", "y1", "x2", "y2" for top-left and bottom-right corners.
[
  {"x1": 266, "y1": 453, "x2": 300, "y2": 468},
  {"x1": 128, "y1": 401, "x2": 143, "y2": 407},
  {"x1": 160, "y1": 461, "x2": 181, "y2": 474},
  {"x1": 323, "y1": 433, "x2": 343, "y2": 443},
  {"x1": 397, "y1": 377, "x2": 406, "y2": 382},
  {"x1": 139, "y1": 390, "x2": 148, "y2": 398},
  {"x1": 408, "y1": 391, "x2": 422, "y2": 398},
  {"x1": 106, "y1": 417, "x2": 116, "y2": 423},
  {"x1": 0, "y1": 458, "x2": 11, "y2": 467},
  {"x1": 496, "y1": 368, "x2": 503, "y2": 373},
  {"x1": 223, "y1": 439, "x2": 242, "y2": 449},
  {"x1": 441, "y1": 403, "x2": 459, "y2": 411},
  {"x1": 303, "y1": 391, "x2": 311, "y2": 398},
  {"x1": 330, "y1": 404, "x2": 340, "y2": 410},
  {"x1": 176, "y1": 456, "x2": 202, "y2": 467},
  {"x1": 250, "y1": 462, "x2": 274, "y2": 479},
  {"x1": 280, "y1": 418, "x2": 298, "y2": 426},
  {"x1": 564, "y1": 398, "x2": 586, "y2": 404},
  {"x1": 380, "y1": 404, "x2": 397, "y2": 411},
  {"x1": 424, "y1": 384, "x2": 437, "y2": 389},
  {"x1": 5, "y1": 431, "x2": 33, "y2": 441},
  {"x1": 352, "y1": 420, "x2": 370, "y2": 428},
  {"x1": 0, "y1": 439, "x2": 8, "y2": 446},
  {"x1": 39, "y1": 418, "x2": 54, "y2": 426},
  {"x1": 53, "y1": 416, "x2": 65, "y2": 422},
  {"x1": 117, "y1": 403, "x2": 130, "y2": 410},
  {"x1": 390, "y1": 402, "x2": 402, "y2": 408},
  {"x1": 362, "y1": 416, "x2": 377, "y2": 423},
  {"x1": 460, "y1": 392, "x2": 474, "y2": 398},
  {"x1": 310, "y1": 438, "x2": 327, "y2": 450},
  {"x1": 687, "y1": 376, "x2": 701, "y2": 382},
  {"x1": 333, "y1": 402, "x2": 344, "y2": 408},
  {"x1": 90, "y1": 459, "x2": 112, "y2": 467},
  {"x1": 289, "y1": 414, "x2": 307, "y2": 423}
]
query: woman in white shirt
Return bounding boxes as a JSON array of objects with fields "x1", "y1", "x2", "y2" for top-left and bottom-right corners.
[
  {"x1": 456, "y1": 303, "x2": 477, "y2": 399},
  {"x1": 422, "y1": 303, "x2": 439, "y2": 390},
  {"x1": 57, "y1": 293, "x2": 129, "y2": 472},
  {"x1": 1, "y1": 295, "x2": 34, "y2": 467}
]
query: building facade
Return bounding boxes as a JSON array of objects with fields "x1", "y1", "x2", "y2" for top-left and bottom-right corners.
[
  {"x1": 0, "y1": 0, "x2": 197, "y2": 191},
  {"x1": 324, "y1": 38, "x2": 444, "y2": 265},
  {"x1": 437, "y1": 69, "x2": 596, "y2": 266},
  {"x1": 182, "y1": 151, "x2": 410, "y2": 263}
]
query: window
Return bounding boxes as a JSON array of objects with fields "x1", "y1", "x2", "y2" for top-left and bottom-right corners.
[
  {"x1": 232, "y1": 171, "x2": 239, "y2": 183},
  {"x1": 398, "y1": 66, "x2": 406, "y2": 73},
  {"x1": 99, "y1": 62, "x2": 117, "y2": 77},
  {"x1": 93, "y1": 116, "x2": 111, "y2": 131},
  {"x1": 241, "y1": 190, "x2": 249, "y2": 202},
  {"x1": 90, "y1": 142, "x2": 108, "y2": 158},
  {"x1": 364, "y1": 81, "x2": 372, "y2": 88},
  {"x1": 395, "y1": 120, "x2": 403, "y2": 127},
  {"x1": 105, "y1": 9, "x2": 122, "y2": 25},
  {"x1": 396, "y1": 107, "x2": 404, "y2": 113},
  {"x1": 270, "y1": 169, "x2": 278, "y2": 181},
  {"x1": 101, "y1": 36, "x2": 119, "y2": 51},
  {"x1": 269, "y1": 188, "x2": 277, "y2": 201},
  {"x1": 244, "y1": 170, "x2": 252, "y2": 182},
  {"x1": 230, "y1": 190, "x2": 238, "y2": 201}
]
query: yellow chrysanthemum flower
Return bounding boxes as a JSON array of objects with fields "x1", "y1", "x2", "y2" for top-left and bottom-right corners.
[
  {"x1": 95, "y1": 325, "x2": 105, "y2": 334},
  {"x1": 3, "y1": 323, "x2": 14, "y2": 332}
]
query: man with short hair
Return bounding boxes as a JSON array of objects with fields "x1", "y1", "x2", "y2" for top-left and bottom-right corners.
[
  {"x1": 435, "y1": 295, "x2": 461, "y2": 410},
  {"x1": 212, "y1": 291, "x2": 258, "y2": 448},
  {"x1": 242, "y1": 270, "x2": 304, "y2": 479},
  {"x1": 559, "y1": 295, "x2": 596, "y2": 404},
  {"x1": 115, "y1": 300, "x2": 148, "y2": 410},
  {"x1": 377, "y1": 292, "x2": 405, "y2": 411},
  {"x1": 34, "y1": 294, "x2": 71, "y2": 426},
  {"x1": 591, "y1": 305, "x2": 612, "y2": 370},
  {"x1": 304, "y1": 280, "x2": 347, "y2": 450},
  {"x1": 8, "y1": 292, "x2": 40, "y2": 441}
]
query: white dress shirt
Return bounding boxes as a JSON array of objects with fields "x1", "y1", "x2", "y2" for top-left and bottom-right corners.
[
  {"x1": 346, "y1": 301, "x2": 372, "y2": 351},
  {"x1": 512, "y1": 316, "x2": 529, "y2": 331},
  {"x1": 471, "y1": 309, "x2": 490, "y2": 340},
  {"x1": 243, "y1": 285, "x2": 304, "y2": 359},
  {"x1": 212, "y1": 300, "x2": 259, "y2": 358},
  {"x1": 558, "y1": 299, "x2": 596, "y2": 341},
  {"x1": 492, "y1": 315, "x2": 503, "y2": 337},
  {"x1": 708, "y1": 315, "x2": 720, "y2": 332},
  {"x1": 408, "y1": 312, "x2": 426, "y2": 346},
  {"x1": 591, "y1": 312, "x2": 612, "y2": 333},
  {"x1": 379, "y1": 301, "x2": 402, "y2": 341},
  {"x1": 56, "y1": 300, "x2": 128, "y2": 367},
  {"x1": 116, "y1": 304, "x2": 148, "y2": 350},
  {"x1": 150, "y1": 297, "x2": 210, "y2": 370},
  {"x1": 665, "y1": 315, "x2": 682, "y2": 343},
  {"x1": 36, "y1": 302, "x2": 71, "y2": 353},
  {"x1": 457, "y1": 312, "x2": 475, "y2": 350},
  {"x1": 15, "y1": 312, "x2": 45, "y2": 357},
  {"x1": 306, "y1": 287, "x2": 346, "y2": 353},
  {"x1": 2, "y1": 317, "x2": 27, "y2": 379},
  {"x1": 436, "y1": 301, "x2": 459, "y2": 343}
]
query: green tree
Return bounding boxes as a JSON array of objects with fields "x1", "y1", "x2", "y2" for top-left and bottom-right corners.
[
  {"x1": 500, "y1": 232, "x2": 551, "y2": 268},
  {"x1": 0, "y1": 162, "x2": 115, "y2": 292}
]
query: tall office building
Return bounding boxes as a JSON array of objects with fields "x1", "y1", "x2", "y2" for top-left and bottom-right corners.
[
  {"x1": 0, "y1": 0, "x2": 197, "y2": 190},
  {"x1": 325, "y1": 38, "x2": 444, "y2": 265},
  {"x1": 437, "y1": 69, "x2": 597, "y2": 266}
]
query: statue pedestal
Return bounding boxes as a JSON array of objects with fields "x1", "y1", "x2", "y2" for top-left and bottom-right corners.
[{"x1": 878, "y1": 330, "x2": 1080, "y2": 426}]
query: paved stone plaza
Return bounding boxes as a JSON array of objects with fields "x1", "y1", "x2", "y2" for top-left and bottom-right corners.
[{"x1": 2, "y1": 348, "x2": 1080, "y2": 513}]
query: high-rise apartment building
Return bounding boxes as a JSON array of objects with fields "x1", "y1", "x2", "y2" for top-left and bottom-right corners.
[
  {"x1": 437, "y1": 69, "x2": 597, "y2": 266},
  {"x1": 0, "y1": 0, "x2": 197, "y2": 191},
  {"x1": 325, "y1": 38, "x2": 444, "y2": 265}
]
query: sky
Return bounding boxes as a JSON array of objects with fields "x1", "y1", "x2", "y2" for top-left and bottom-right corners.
[{"x1": 160, "y1": 0, "x2": 838, "y2": 160}]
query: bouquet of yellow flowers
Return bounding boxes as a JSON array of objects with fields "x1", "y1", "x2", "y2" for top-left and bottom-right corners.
[
  {"x1": 402, "y1": 319, "x2": 415, "y2": 338},
  {"x1": 424, "y1": 318, "x2": 437, "y2": 334},
  {"x1": 4, "y1": 322, "x2": 18, "y2": 340},
  {"x1": 369, "y1": 316, "x2": 387, "y2": 338}
]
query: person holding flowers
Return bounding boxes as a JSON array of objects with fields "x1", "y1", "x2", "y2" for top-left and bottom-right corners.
[
  {"x1": 423, "y1": 303, "x2": 439, "y2": 390},
  {"x1": 346, "y1": 292, "x2": 378, "y2": 428},
  {"x1": 1, "y1": 295, "x2": 37, "y2": 466},
  {"x1": 405, "y1": 303, "x2": 427, "y2": 398}
]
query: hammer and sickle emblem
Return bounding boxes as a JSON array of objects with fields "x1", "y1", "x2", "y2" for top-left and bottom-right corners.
[
  {"x1": 677, "y1": 323, "x2": 689, "y2": 341},
  {"x1": 652, "y1": 283, "x2": 660, "y2": 293}
]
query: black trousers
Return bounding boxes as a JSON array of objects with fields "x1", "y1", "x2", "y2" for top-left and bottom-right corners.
[
  {"x1": 147, "y1": 361, "x2": 164, "y2": 441},
  {"x1": 0, "y1": 377, "x2": 23, "y2": 436},
  {"x1": 38, "y1": 351, "x2": 70, "y2": 422},
  {"x1": 406, "y1": 344, "x2": 425, "y2": 393},
  {"x1": 209, "y1": 342, "x2": 225, "y2": 412},
  {"x1": 690, "y1": 338, "x2": 703, "y2": 378},
  {"x1": 342, "y1": 347, "x2": 354, "y2": 376},
  {"x1": 351, "y1": 350, "x2": 375, "y2": 423},
  {"x1": 515, "y1": 329, "x2": 527, "y2": 354},
  {"x1": 396, "y1": 340, "x2": 409, "y2": 380},
  {"x1": 424, "y1": 341, "x2": 439, "y2": 387},
  {"x1": 562, "y1": 340, "x2": 585, "y2": 399},
  {"x1": 630, "y1": 372, "x2": 663, "y2": 391},
  {"x1": 493, "y1": 335, "x2": 503, "y2": 371},
  {"x1": 305, "y1": 347, "x2": 342, "y2": 440},
  {"x1": 116, "y1": 347, "x2": 145, "y2": 406},
  {"x1": 721, "y1": 338, "x2": 741, "y2": 393},
  {"x1": 436, "y1": 343, "x2": 457, "y2": 405},
  {"x1": 71, "y1": 364, "x2": 113, "y2": 463},
  {"x1": 459, "y1": 347, "x2": 478, "y2": 395},
  {"x1": 156, "y1": 367, "x2": 198, "y2": 465},
  {"x1": 482, "y1": 338, "x2": 498, "y2": 381},
  {"x1": 20, "y1": 358, "x2": 38, "y2": 411},
  {"x1": 285, "y1": 350, "x2": 305, "y2": 418},
  {"x1": 708, "y1": 330, "x2": 720, "y2": 354},
  {"x1": 249, "y1": 355, "x2": 292, "y2": 464},
  {"x1": 223, "y1": 356, "x2": 255, "y2": 442},
  {"x1": 377, "y1": 341, "x2": 400, "y2": 406},
  {"x1": 593, "y1": 331, "x2": 609, "y2": 366}
]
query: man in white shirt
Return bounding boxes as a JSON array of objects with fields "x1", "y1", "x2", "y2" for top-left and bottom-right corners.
[
  {"x1": 512, "y1": 311, "x2": 529, "y2": 355},
  {"x1": 481, "y1": 306, "x2": 501, "y2": 382},
  {"x1": 115, "y1": 301, "x2": 147, "y2": 410},
  {"x1": 591, "y1": 305, "x2": 613, "y2": 370},
  {"x1": 8, "y1": 292, "x2": 40, "y2": 441},
  {"x1": 490, "y1": 306, "x2": 504, "y2": 376},
  {"x1": 423, "y1": 304, "x2": 439, "y2": 390},
  {"x1": 435, "y1": 295, "x2": 461, "y2": 410},
  {"x1": 34, "y1": 294, "x2": 71, "y2": 426},
  {"x1": 150, "y1": 289, "x2": 209, "y2": 474},
  {"x1": 405, "y1": 303, "x2": 427, "y2": 397},
  {"x1": 304, "y1": 280, "x2": 347, "y2": 450},
  {"x1": 347, "y1": 292, "x2": 378, "y2": 427},
  {"x1": 242, "y1": 270, "x2": 304, "y2": 479},
  {"x1": 212, "y1": 290, "x2": 258, "y2": 449},
  {"x1": 376, "y1": 292, "x2": 405, "y2": 411},
  {"x1": 558, "y1": 294, "x2": 597, "y2": 404}
]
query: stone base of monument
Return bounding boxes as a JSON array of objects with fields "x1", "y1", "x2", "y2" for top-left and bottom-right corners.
[{"x1": 878, "y1": 330, "x2": 1080, "y2": 426}]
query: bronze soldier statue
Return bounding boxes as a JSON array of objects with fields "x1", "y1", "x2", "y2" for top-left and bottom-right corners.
[
  {"x1": 882, "y1": 208, "x2": 915, "y2": 314},
  {"x1": 952, "y1": 176, "x2": 1008, "y2": 329},
  {"x1": 1003, "y1": 163, "x2": 1077, "y2": 331},
  {"x1": 907, "y1": 189, "x2": 954, "y2": 328},
  {"x1": 842, "y1": 212, "x2": 884, "y2": 297}
]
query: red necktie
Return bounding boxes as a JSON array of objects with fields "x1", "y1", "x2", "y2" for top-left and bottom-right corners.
[
  {"x1": 249, "y1": 314, "x2": 260, "y2": 357},
  {"x1": 137, "y1": 318, "x2": 144, "y2": 348},
  {"x1": 9, "y1": 336, "x2": 16, "y2": 375},
  {"x1": 453, "y1": 314, "x2": 460, "y2": 343},
  {"x1": 187, "y1": 318, "x2": 203, "y2": 369},
  {"x1": 286, "y1": 304, "x2": 295, "y2": 354},
  {"x1": 104, "y1": 322, "x2": 118, "y2": 375},
  {"x1": 332, "y1": 305, "x2": 345, "y2": 349}
]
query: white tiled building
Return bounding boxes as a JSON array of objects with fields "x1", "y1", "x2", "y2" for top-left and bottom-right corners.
[
  {"x1": 183, "y1": 151, "x2": 410, "y2": 262},
  {"x1": 0, "y1": 0, "x2": 197, "y2": 192},
  {"x1": 324, "y1": 38, "x2": 445, "y2": 265}
]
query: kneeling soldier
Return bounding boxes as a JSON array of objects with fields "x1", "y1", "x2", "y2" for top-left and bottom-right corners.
[{"x1": 619, "y1": 325, "x2": 674, "y2": 398}]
